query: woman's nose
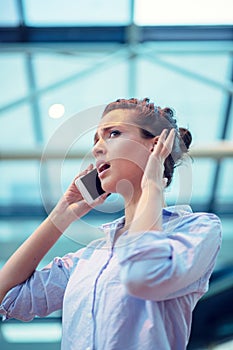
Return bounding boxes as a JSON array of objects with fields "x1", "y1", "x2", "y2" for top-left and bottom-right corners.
[{"x1": 92, "y1": 138, "x2": 106, "y2": 158}]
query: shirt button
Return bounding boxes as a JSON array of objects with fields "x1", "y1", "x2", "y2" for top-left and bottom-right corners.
[
  {"x1": 87, "y1": 312, "x2": 92, "y2": 319},
  {"x1": 86, "y1": 347, "x2": 91, "y2": 350}
]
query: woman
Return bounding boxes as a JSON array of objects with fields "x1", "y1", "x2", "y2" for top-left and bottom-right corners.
[{"x1": 0, "y1": 98, "x2": 221, "y2": 349}]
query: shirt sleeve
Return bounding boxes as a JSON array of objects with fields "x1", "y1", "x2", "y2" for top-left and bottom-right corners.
[
  {"x1": 0, "y1": 249, "x2": 84, "y2": 322},
  {"x1": 116, "y1": 212, "x2": 222, "y2": 301}
]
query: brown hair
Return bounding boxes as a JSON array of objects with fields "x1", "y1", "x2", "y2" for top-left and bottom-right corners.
[{"x1": 102, "y1": 97, "x2": 192, "y2": 187}]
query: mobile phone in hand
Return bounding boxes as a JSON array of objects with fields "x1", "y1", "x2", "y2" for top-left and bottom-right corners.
[{"x1": 75, "y1": 168, "x2": 105, "y2": 204}]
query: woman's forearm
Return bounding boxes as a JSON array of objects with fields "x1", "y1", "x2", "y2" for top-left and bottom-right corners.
[
  {"x1": 128, "y1": 182, "x2": 164, "y2": 235},
  {"x1": 0, "y1": 163, "x2": 108, "y2": 304},
  {"x1": 0, "y1": 211, "x2": 69, "y2": 305}
]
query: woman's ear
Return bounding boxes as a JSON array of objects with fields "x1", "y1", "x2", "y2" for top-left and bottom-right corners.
[{"x1": 150, "y1": 136, "x2": 160, "y2": 152}]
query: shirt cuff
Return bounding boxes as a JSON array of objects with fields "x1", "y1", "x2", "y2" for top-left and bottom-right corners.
[
  {"x1": 0, "y1": 285, "x2": 22, "y2": 321},
  {"x1": 0, "y1": 304, "x2": 7, "y2": 321}
]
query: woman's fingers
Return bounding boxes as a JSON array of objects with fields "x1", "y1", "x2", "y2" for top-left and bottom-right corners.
[
  {"x1": 162, "y1": 128, "x2": 176, "y2": 157},
  {"x1": 153, "y1": 128, "x2": 176, "y2": 159},
  {"x1": 64, "y1": 164, "x2": 95, "y2": 203},
  {"x1": 74, "y1": 163, "x2": 93, "y2": 182}
]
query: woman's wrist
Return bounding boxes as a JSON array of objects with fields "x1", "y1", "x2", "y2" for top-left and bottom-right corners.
[
  {"x1": 141, "y1": 179, "x2": 164, "y2": 196},
  {"x1": 127, "y1": 181, "x2": 164, "y2": 235},
  {"x1": 48, "y1": 204, "x2": 75, "y2": 233}
]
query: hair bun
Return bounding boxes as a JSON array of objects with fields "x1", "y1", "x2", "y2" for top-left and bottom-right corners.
[{"x1": 179, "y1": 127, "x2": 192, "y2": 150}]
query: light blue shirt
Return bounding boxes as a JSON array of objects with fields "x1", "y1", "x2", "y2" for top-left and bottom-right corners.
[{"x1": 0, "y1": 205, "x2": 222, "y2": 350}]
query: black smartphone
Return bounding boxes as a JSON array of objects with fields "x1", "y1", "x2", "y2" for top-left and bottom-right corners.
[{"x1": 75, "y1": 168, "x2": 105, "y2": 204}]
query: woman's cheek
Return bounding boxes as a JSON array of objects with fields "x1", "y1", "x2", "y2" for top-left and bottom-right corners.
[{"x1": 114, "y1": 140, "x2": 149, "y2": 169}]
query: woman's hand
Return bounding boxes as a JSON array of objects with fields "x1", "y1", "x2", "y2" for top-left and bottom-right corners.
[
  {"x1": 0, "y1": 164, "x2": 110, "y2": 303},
  {"x1": 141, "y1": 128, "x2": 176, "y2": 191},
  {"x1": 128, "y1": 129, "x2": 176, "y2": 234},
  {"x1": 49, "y1": 164, "x2": 109, "y2": 231}
]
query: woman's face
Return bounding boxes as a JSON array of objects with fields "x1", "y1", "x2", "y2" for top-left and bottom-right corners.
[{"x1": 92, "y1": 109, "x2": 154, "y2": 197}]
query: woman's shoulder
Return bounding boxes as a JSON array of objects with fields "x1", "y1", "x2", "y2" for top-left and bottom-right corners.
[
  {"x1": 164, "y1": 204, "x2": 220, "y2": 220},
  {"x1": 163, "y1": 205, "x2": 222, "y2": 236}
]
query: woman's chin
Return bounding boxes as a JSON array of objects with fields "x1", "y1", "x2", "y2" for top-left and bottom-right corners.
[
  {"x1": 101, "y1": 177, "x2": 139, "y2": 200},
  {"x1": 101, "y1": 180, "x2": 115, "y2": 194}
]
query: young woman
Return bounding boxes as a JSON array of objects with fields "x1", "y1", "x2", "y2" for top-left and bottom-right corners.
[{"x1": 0, "y1": 98, "x2": 221, "y2": 349}]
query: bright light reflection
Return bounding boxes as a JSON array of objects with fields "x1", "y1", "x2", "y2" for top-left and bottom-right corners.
[
  {"x1": 48, "y1": 103, "x2": 65, "y2": 119},
  {"x1": 1, "y1": 322, "x2": 62, "y2": 343}
]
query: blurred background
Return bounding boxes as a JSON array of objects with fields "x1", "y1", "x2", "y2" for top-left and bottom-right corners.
[{"x1": 0, "y1": 0, "x2": 233, "y2": 349}]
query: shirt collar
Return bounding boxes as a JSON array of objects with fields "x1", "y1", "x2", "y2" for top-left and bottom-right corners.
[
  {"x1": 99, "y1": 216, "x2": 125, "y2": 243},
  {"x1": 99, "y1": 205, "x2": 192, "y2": 237},
  {"x1": 162, "y1": 204, "x2": 192, "y2": 217}
]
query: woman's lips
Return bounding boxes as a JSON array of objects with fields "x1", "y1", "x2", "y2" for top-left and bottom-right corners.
[
  {"x1": 99, "y1": 163, "x2": 110, "y2": 173},
  {"x1": 96, "y1": 160, "x2": 110, "y2": 173},
  {"x1": 98, "y1": 164, "x2": 110, "y2": 178}
]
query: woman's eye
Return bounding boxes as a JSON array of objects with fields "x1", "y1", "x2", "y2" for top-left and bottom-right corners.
[{"x1": 109, "y1": 130, "x2": 121, "y2": 138}]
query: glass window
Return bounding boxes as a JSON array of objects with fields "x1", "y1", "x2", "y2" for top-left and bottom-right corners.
[
  {"x1": 217, "y1": 159, "x2": 233, "y2": 203},
  {"x1": 136, "y1": 55, "x2": 226, "y2": 142},
  {"x1": 165, "y1": 158, "x2": 215, "y2": 205},
  {"x1": 38, "y1": 58, "x2": 129, "y2": 143},
  {"x1": 226, "y1": 106, "x2": 233, "y2": 140},
  {"x1": 0, "y1": 0, "x2": 19, "y2": 26},
  {"x1": 135, "y1": 0, "x2": 233, "y2": 25},
  {"x1": 23, "y1": 0, "x2": 130, "y2": 26},
  {"x1": 0, "y1": 53, "x2": 29, "y2": 106},
  {"x1": 0, "y1": 103, "x2": 35, "y2": 149},
  {"x1": 190, "y1": 158, "x2": 216, "y2": 203},
  {"x1": 33, "y1": 53, "x2": 91, "y2": 90},
  {"x1": 0, "y1": 161, "x2": 42, "y2": 205}
]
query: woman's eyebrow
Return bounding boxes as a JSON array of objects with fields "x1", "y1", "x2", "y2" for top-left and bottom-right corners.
[{"x1": 93, "y1": 126, "x2": 116, "y2": 144}]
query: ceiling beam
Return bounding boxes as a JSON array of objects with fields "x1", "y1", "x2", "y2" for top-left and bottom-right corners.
[
  {"x1": 0, "y1": 141, "x2": 233, "y2": 161},
  {"x1": 0, "y1": 25, "x2": 232, "y2": 43}
]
